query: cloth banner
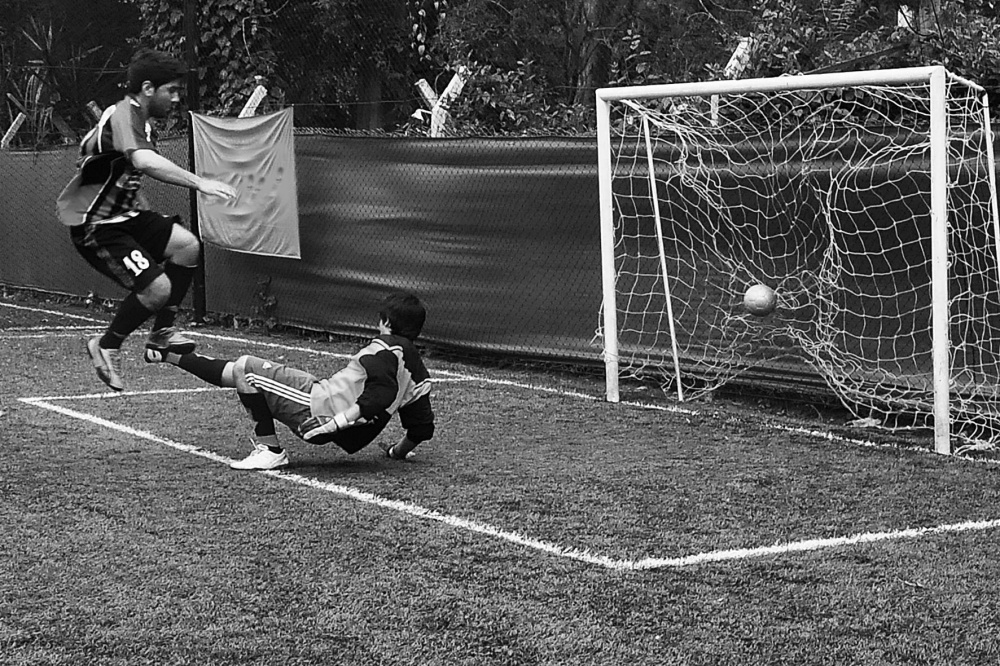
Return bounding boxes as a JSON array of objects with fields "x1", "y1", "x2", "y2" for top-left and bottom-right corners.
[{"x1": 191, "y1": 108, "x2": 300, "y2": 258}]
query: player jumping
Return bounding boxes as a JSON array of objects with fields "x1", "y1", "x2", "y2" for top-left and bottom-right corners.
[
  {"x1": 56, "y1": 48, "x2": 237, "y2": 391},
  {"x1": 144, "y1": 291, "x2": 436, "y2": 470}
]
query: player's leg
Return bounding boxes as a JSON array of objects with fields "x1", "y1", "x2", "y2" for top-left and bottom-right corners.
[
  {"x1": 228, "y1": 355, "x2": 316, "y2": 470},
  {"x1": 146, "y1": 350, "x2": 292, "y2": 469},
  {"x1": 71, "y1": 217, "x2": 165, "y2": 391},
  {"x1": 145, "y1": 346, "x2": 236, "y2": 387},
  {"x1": 139, "y1": 214, "x2": 200, "y2": 355}
]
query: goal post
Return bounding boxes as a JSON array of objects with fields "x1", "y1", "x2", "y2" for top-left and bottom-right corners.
[{"x1": 595, "y1": 66, "x2": 1000, "y2": 455}]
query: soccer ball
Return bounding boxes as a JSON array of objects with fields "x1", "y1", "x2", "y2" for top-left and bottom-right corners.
[{"x1": 743, "y1": 284, "x2": 777, "y2": 316}]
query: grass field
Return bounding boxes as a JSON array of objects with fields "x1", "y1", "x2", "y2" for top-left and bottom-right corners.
[{"x1": 4, "y1": 292, "x2": 1000, "y2": 665}]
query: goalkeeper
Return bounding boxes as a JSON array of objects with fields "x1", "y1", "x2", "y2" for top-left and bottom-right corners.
[{"x1": 145, "y1": 291, "x2": 435, "y2": 470}]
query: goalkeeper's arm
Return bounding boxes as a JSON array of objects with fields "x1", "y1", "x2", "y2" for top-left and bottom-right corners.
[
  {"x1": 383, "y1": 434, "x2": 421, "y2": 460},
  {"x1": 385, "y1": 404, "x2": 435, "y2": 460}
]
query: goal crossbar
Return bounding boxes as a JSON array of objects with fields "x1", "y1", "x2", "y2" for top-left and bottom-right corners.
[{"x1": 596, "y1": 66, "x2": 984, "y2": 103}]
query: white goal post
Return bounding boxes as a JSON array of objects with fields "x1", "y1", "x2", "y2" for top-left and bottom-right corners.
[{"x1": 595, "y1": 66, "x2": 1000, "y2": 455}]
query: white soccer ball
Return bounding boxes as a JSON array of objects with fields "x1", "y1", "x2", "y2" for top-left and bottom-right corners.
[{"x1": 743, "y1": 284, "x2": 777, "y2": 316}]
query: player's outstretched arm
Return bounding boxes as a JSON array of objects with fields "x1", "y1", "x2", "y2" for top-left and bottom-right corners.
[{"x1": 131, "y1": 148, "x2": 236, "y2": 199}]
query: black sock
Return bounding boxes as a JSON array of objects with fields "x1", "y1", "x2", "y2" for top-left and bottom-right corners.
[
  {"x1": 238, "y1": 392, "x2": 280, "y2": 450},
  {"x1": 176, "y1": 353, "x2": 229, "y2": 386},
  {"x1": 152, "y1": 306, "x2": 179, "y2": 332},
  {"x1": 102, "y1": 293, "x2": 154, "y2": 349},
  {"x1": 153, "y1": 264, "x2": 195, "y2": 330}
]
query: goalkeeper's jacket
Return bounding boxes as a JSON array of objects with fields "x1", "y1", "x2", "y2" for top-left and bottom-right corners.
[{"x1": 311, "y1": 333, "x2": 434, "y2": 453}]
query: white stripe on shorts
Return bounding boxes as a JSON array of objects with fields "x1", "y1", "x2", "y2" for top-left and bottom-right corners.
[{"x1": 246, "y1": 373, "x2": 312, "y2": 406}]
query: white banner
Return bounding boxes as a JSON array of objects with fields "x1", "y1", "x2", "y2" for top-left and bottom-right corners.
[{"x1": 191, "y1": 108, "x2": 300, "y2": 259}]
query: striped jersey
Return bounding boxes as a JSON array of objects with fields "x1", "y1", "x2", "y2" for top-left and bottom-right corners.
[
  {"x1": 56, "y1": 97, "x2": 156, "y2": 227},
  {"x1": 312, "y1": 334, "x2": 434, "y2": 444}
]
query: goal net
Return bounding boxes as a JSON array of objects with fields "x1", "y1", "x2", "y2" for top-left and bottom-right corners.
[{"x1": 595, "y1": 67, "x2": 1000, "y2": 454}]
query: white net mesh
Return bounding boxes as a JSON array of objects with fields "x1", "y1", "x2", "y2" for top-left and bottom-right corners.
[{"x1": 602, "y1": 75, "x2": 1000, "y2": 451}]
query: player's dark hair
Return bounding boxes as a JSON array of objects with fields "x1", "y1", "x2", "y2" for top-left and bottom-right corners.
[
  {"x1": 380, "y1": 292, "x2": 426, "y2": 341},
  {"x1": 126, "y1": 48, "x2": 186, "y2": 94}
]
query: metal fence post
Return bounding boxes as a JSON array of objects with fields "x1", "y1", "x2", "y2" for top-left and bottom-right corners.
[{"x1": 185, "y1": 0, "x2": 206, "y2": 323}]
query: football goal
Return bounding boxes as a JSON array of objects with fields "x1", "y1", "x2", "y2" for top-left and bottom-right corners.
[{"x1": 595, "y1": 66, "x2": 1000, "y2": 455}]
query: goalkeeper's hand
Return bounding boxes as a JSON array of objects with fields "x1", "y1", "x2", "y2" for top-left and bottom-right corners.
[
  {"x1": 297, "y1": 412, "x2": 351, "y2": 442},
  {"x1": 382, "y1": 435, "x2": 419, "y2": 460}
]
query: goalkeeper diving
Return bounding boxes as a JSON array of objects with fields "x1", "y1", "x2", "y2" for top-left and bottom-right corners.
[{"x1": 145, "y1": 291, "x2": 435, "y2": 470}]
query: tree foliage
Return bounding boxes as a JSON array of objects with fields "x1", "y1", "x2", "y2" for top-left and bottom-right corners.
[
  {"x1": 741, "y1": 0, "x2": 1000, "y2": 114},
  {"x1": 432, "y1": 0, "x2": 747, "y2": 133},
  {"x1": 126, "y1": 0, "x2": 278, "y2": 122},
  {"x1": 3, "y1": 0, "x2": 1000, "y2": 141},
  {"x1": 0, "y1": 0, "x2": 139, "y2": 146},
  {"x1": 124, "y1": 0, "x2": 446, "y2": 129}
]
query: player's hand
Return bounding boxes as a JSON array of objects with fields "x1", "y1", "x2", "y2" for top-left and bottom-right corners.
[
  {"x1": 297, "y1": 413, "x2": 350, "y2": 442},
  {"x1": 382, "y1": 436, "x2": 418, "y2": 460},
  {"x1": 198, "y1": 179, "x2": 237, "y2": 200}
]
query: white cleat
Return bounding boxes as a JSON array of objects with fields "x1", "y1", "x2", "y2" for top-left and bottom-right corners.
[
  {"x1": 146, "y1": 326, "x2": 196, "y2": 355},
  {"x1": 230, "y1": 441, "x2": 289, "y2": 470},
  {"x1": 86, "y1": 336, "x2": 124, "y2": 391}
]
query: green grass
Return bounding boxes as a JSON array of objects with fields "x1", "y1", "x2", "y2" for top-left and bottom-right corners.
[{"x1": 4, "y1": 294, "x2": 1000, "y2": 665}]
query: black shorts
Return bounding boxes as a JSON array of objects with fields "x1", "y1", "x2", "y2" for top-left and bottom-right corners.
[{"x1": 70, "y1": 211, "x2": 179, "y2": 292}]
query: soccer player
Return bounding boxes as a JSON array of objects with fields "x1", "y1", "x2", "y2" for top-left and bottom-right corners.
[
  {"x1": 56, "y1": 48, "x2": 237, "y2": 391},
  {"x1": 144, "y1": 291, "x2": 435, "y2": 470}
]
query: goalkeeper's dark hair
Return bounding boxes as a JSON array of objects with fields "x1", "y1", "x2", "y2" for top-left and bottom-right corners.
[
  {"x1": 380, "y1": 292, "x2": 426, "y2": 341},
  {"x1": 126, "y1": 48, "x2": 186, "y2": 94}
]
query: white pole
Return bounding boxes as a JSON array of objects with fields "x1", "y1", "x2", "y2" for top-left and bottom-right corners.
[
  {"x1": 929, "y1": 67, "x2": 951, "y2": 454},
  {"x1": 415, "y1": 79, "x2": 439, "y2": 109},
  {"x1": 596, "y1": 92, "x2": 620, "y2": 402},
  {"x1": 983, "y1": 96, "x2": 1000, "y2": 294},
  {"x1": 239, "y1": 84, "x2": 267, "y2": 118},
  {"x1": 1, "y1": 112, "x2": 26, "y2": 149},
  {"x1": 430, "y1": 66, "x2": 468, "y2": 138},
  {"x1": 642, "y1": 116, "x2": 685, "y2": 401}
]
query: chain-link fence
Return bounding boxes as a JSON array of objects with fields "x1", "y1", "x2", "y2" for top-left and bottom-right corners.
[
  {"x1": 1, "y1": 1, "x2": 611, "y2": 367},
  {"x1": 5, "y1": 1, "x2": 1000, "y2": 393}
]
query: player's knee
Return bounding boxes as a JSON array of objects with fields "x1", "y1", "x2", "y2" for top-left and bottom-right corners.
[
  {"x1": 136, "y1": 274, "x2": 171, "y2": 310},
  {"x1": 232, "y1": 355, "x2": 255, "y2": 392},
  {"x1": 166, "y1": 224, "x2": 201, "y2": 267}
]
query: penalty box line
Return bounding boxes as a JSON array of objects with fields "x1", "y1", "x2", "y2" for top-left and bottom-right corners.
[
  {"x1": 191, "y1": 332, "x2": 1000, "y2": 466},
  {"x1": 19, "y1": 394, "x2": 624, "y2": 570},
  {"x1": 8, "y1": 308, "x2": 996, "y2": 465},
  {"x1": 19, "y1": 390, "x2": 1000, "y2": 571}
]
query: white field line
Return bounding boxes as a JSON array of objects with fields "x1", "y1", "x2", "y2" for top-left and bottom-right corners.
[
  {"x1": 0, "y1": 301, "x2": 106, "y2": 323},
  {"x1": 20, "y1": 396, "x2": 621, "y2": 569},
  {"x1": 20, "y1": 389, "x2": 1000, "y2": 571},
  {"x1": 187, "y1": 331, "x2": 701, "y2": 413},
  {"x1": 2, "y1": 326, "x2": 101, "y2": 333},
  {"x1": 10, "y1": 302, "x2": 1000, "y2": 568},
  {"x1": 28, "y1": 387, "x2": 228, "y2": 401},
  {"x1": 3, "y1": 302, "x2": 996, "y2": 466},
  {"x1": 627, "y1": 518, "x2": 1000, "y2": 570},
  {"x1": 20, "y1": 390, "x2": 1000, "y2": 570}
]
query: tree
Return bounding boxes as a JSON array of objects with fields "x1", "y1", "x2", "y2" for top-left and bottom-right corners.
[
  {"x1": 126, "y1": 0, "x2": 279, "y2": 122},
  {"x1": 0, "y1": 0, "x2": 139, "y2": 144},
  {"x1": 434, "y1": 0, "x2": 743, "y2": 133},
  {"x1": 743, "y1": 0, "x2": 1000, "y2": 113},
  {"x1": 125, "y1": 0, "x2": 439, "y2": 130}
]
